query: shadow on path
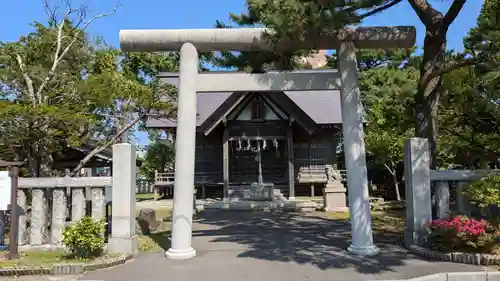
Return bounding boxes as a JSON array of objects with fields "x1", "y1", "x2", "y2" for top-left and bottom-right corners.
[{"x1": 192, "y1": 210, "x2": 414, "y2": 275}]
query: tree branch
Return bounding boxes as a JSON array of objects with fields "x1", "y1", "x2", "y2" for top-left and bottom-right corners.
[
  {"x1": 69, "y1": 112, "x2": 145, "y2": 176},
  {"x1": 407, "y1": 0, "x2": 440, "y2": 27},
  {"x1": 383, "y1": 163, "x2": 396, "y2": 176},
  {"x1": 425, "y1": 57, "x2": 499, "y2": 85},
  {"x1": 15, "y1": 54, "x2": 36, "y2": 104},
  {"x1": 36, "y1": 3, "x2": 120, "y2": 103},
  {"x1": 442, "y1": 0, "x2": 466, "y2": 29},
  {"x1": 359, "y1": 0, "x2": 403, "y2": 19}
]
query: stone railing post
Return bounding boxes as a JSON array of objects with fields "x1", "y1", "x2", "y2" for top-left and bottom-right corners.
[
  {"x1": 51, "y1": 188, "x2": 67, "y2": 244},
  {"x1": 30, "y1": 188, "x2": 47, "y2": 245},
  {"x1": 108, "y1": 143, "x2": 137, "y2": 255},
  {"x1": 71, "y1": 187, "x2": 85, "y2": 222},
  {"x1": 17, "y1": 189, "x2": 27, "y2": 246},
  {"x1": 404, "y1": 138, "x2": 432, "y2": 246}
]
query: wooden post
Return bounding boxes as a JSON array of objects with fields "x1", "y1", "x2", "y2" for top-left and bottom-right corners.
[
  {"x1": 8, "y1": 166, "x2": 20, "y2": 259},
  {"x1": 223, "y1": 128, "x2": 229, "y2": 201},
  {"x1": 287, "y1": 128, "x2": 295, "y2": 200}
]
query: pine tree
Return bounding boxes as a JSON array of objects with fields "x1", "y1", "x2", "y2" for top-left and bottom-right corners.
[
  {"x1": 464, "y1": 0, "x2": 500, "y2": 76},
  {"x1": 212, "y1": 4, "x2": 315, "y2": 72}
]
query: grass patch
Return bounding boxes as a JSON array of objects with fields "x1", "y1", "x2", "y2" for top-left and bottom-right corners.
[
  {"x1": 136, "y1": 193, "x2": 155, "y2": 201},
  {"x1": 0, "y1": 251, "x2": 119, "y2": 268},
  {"x1": 138, "y1": 230, "x2": 171, "y2": 252},
  {"x1": 326, "y1": 209, "x2": 405, "y2": 244}
]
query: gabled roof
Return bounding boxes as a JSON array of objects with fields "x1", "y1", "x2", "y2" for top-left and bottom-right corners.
[
  {"x1": 146, "y1": 90, "x2": 344, "y2": 129},
  {"x1": 200, "y1": 91, "x2": 318, "y2": 135}
]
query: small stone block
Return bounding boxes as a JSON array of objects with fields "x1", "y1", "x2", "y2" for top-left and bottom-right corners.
[{"x1": 447, "y1": 272, "x2": 487, "y2": 281}]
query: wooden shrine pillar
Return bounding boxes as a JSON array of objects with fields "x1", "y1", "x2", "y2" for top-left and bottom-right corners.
[
  {"x1": 287, "y1": 127, "x2": 295, "y2": 200},
  {"x1": 222, "y1": 127, "x2": 229, "y2": 201}
]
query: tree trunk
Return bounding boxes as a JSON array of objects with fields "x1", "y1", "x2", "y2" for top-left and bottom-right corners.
[
  {"x1": 384, "y1": 163, "x2": 401, "y2": 201},
  {"x1": 392, "y1": 170, "x2": 401, "y2": 201},
  {"x1": 415, "y1": 26, "x2": 447, "y2": 169}
]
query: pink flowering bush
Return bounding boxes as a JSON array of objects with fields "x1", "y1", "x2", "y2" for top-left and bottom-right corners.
[{"x1": 426, "y1": 215, "x2": 499, "y2": 253}]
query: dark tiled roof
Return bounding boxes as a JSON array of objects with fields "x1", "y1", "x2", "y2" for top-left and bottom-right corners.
[{"x1": 146, "y1": 90, "x2": 343, "y2": 128}]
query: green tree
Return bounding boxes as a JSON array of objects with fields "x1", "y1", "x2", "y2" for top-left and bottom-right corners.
[
  {"x1": 139, "y1": 131, "x2": 175, "y2": 182},
  {"x1": 70, "y1": 48, "x2": 179, "y2": 175},
  {"x1": 212, "y1": 6, "x2": 313, "y2": 72},
  {"x1": 0, "y1": 2, "x2": 179, "y2": 176},
  {"x1": 243, "y1": 0, "x2": 499, "y2": 168},
  {"x1": 0, "y1": 3, "x2": 117, "y2": 176},
  {"x1": 361, "y1": 67, "x2": 418, "y2": 200}
]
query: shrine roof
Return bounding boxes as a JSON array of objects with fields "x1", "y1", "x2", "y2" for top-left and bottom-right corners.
[{"x1": 146, "y1": 89, "x2": 343, "y2": 129}]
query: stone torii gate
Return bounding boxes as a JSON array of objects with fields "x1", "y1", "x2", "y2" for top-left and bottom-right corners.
[{"x1": 119, "y1": 26, "x2": 416, "y2": 259}]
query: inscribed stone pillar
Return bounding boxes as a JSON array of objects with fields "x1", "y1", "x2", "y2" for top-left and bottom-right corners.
[
  {"x1": 71, "y1": 187, "x2": 85, "y2": 222},
  {"x1": 404, "y1": 138, "x2": 432, "y2": 246},
  {"x1": 108, "y1": 143, "x2": 138, "y2": 254},
  {"x1": 165, "y1": 42, "x2": 198, "y2": 260},
  {"x1": 30, "y1": 188, "x2": 47, "y2": 245},
  {"x1": 17, "y1": 189, "x2": 27, "y2": 245},
  {"x1": 91, "y1": 187, "x2": 106, "y2": 221},
  {"x1": 51, "y1": 188, "x2": 66, "y2": 244},
  {"x1": 435, "y1": 181, "x2": 450, "y2": 219},
  {"x1": 338, "y1": 41, "x2": 379, "y2": 256}
]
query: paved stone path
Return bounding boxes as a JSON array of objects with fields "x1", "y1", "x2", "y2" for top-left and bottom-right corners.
[{"x1": 80, "y1": 211, "x2": 488, "y2": 281}]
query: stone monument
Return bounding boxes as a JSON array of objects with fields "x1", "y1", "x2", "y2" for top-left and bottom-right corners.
[{"x1": 323, "y1": 165, "x2": 348, "y2": 212}]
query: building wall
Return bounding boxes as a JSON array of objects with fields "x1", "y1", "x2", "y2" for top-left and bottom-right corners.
[
  {"x1": 194, "y1": 131, "x2": 223, "y2": 184},
  {"x1": 193, "y1": 127, "x2": 341, "y2": 186}
]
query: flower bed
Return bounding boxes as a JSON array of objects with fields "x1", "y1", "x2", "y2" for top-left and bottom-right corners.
[
  {"x1": 426, "y1": 215, "x2": 499, "y2": 254},
  {"x1": 408, "y1": 215, "x2": 500, "y2": 265}
]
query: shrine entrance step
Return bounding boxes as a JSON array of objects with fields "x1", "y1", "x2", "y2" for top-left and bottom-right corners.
[{"x1": 203, "y1": 200, "x2": 318, "y2": 212}]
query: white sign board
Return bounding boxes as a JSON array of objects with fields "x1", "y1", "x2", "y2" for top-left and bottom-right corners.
[{"x1": 0, "y1": 171, "x2": 11, "y2": 210}]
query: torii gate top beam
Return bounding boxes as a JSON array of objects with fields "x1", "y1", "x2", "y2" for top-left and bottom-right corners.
[{"x1": 119, "y1": 26, "x2": 416, "y2": 52}]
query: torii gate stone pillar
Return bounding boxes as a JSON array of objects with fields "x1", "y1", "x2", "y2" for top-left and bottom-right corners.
[{"x1": 119, "y1": 26, "x2": 416, "y2": 259}]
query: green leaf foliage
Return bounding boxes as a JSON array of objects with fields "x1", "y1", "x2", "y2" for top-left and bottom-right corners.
[
  {"x1": 62, "y1": 216, "x2": 106, "y2": 259},
  {"x1": 362, "y1": 67, "x2": 417, "y2": 172},
  {"x1": 464, "y1": 175, "x2": 500, "y2": 208},
  {"x1": 0, "y1": 19, "x2": 179, "y2": 174}
]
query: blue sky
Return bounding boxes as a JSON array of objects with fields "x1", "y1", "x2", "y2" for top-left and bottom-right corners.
[{"x1": 2, "y1": 0, "x2": 483, "y2": 146}]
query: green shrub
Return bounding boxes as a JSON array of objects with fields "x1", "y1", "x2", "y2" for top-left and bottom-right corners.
[
  {"x1": 463, "y1": 174, "x2": 500, "y2": 215},
  {"x1": 62, "y1": 216, "x2": 105, "y2": 259}
]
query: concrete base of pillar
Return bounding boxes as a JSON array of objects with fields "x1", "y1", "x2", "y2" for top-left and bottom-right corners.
[
  {"x1": 288, "y1": 196, "x2": 295, "y2": 201},
  {"x1": 347, "y1": 244, "x2": 379, "y2": 256},
  {"x1": 108, "y1": 236, "x2": 138, "y2": 255},
  {"x1": 165, "y1": 247, "x2": 196, "y2": 260}
]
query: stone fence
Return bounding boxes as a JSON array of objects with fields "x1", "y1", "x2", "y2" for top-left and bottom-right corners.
[
  {"x1": 13, "y1": 143, "x2": 137, "y2": 254},
  {"x1": 17, "y1": 176, "x2": 111, "y2": 248},
  {"x1": 403, "y1": 137, "x2": 499, "y2": 247}
]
